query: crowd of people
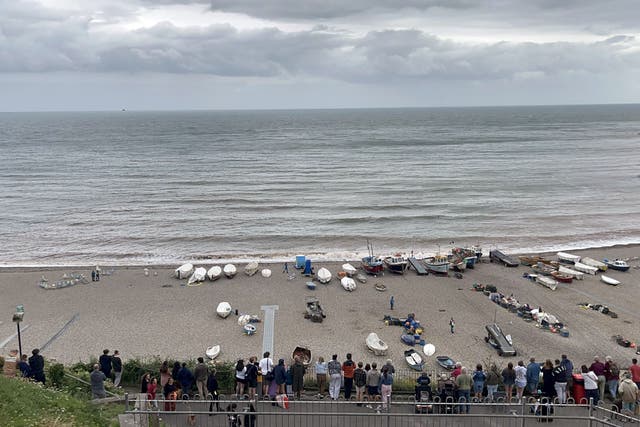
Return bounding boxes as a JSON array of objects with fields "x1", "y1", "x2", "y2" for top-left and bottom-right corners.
[{"x1": 14, "y1": 345, "x2": 640, "y2": 416}]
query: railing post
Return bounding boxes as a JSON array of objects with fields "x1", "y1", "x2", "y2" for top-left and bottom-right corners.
[
  {"x1": 124, "y1": 392, "x2": 129, "y2": 412},
  {"x1": 520, "y1": 398, "x2": 526, "y2": 427},
  {"x1": 386, "y1": 393, "x2": 391, "y2": 427},
  {"x1": 588, "y1": 398, "x2": 593, "y2": 427}
]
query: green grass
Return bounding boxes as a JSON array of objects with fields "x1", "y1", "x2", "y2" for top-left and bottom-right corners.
[{"x1": 0, "y1": 376, "x2": 123, "y2": 427}]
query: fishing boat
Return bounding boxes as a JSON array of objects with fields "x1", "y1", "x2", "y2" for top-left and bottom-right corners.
[
  {"x1": 449, "y1": 256, "x2": 467, "y2": 272},
  {"x1": 424, "y1": 254, "x2": 450, "y2": 274},
  {"x1": 366, "y1": 332, "x2": 389, "y2": 356},
  {"x1": 604, "y1": 259, "x2": 630, "y2": 272},
  {"x1": 187, "y1": 267, "x2": 207, "y2": 285},
  {"x1": 205, "y1": 345, "x2": 221, "y2": 359},
  {"x1": 452, "y1": 248, "x2": 477, "y2": 268},
  {"x1": 175, "y1": 263, "x2": 194, "y2": 279},
  {"x1": 341, "y1": 276, "x2": 356, "y2": 292},
  {"x1": 581, "y1": 257, "x2": 607, "y2": 271},
  {"x1": 404, "y1": 349, "x2": 424, "y2": 371},
  {"x1": 342, "y1": 263, "x2": 357, "y2": 276},
  {"x1": 223, "y1": 264, "x2": 237, "y2": 278},
  {"x1": 550, "y1": 271, "x2": 573, "y2": 283},
  {"x1": 383, "y1": 255, "x2": 409, "y2": 274},
  {"x1": 557, "y1": 252, "x2": 581, "y2": 264},
  {"x1": 362, "y1": 240, "x2": 384, "y2": 275},
  {"x1": 531, "y1": 262, "x2": 556, "y2": 276},
  {"x1": 436, "y1": 356, "x2": 456, "y2": 370},
  {"x1": 601, "y1": 275, "x2": 621, "y2": 286},
  {"x1": 316, "y1": 267, "x2": 332, "y2": 284},
  {"x1": 244, "y1": 261, "x2": 259, "y2": 276},
  {"x1": 469, "y1": 245, "x2": 483, "y2": 260},
  {"x1": 535, "y1": 275, "x2": 558, "y2": 291},
  {"x1": 292, "y1": 346, "x2": 312, "y2": 366},
  {"x1": 489, "y1": 250, "x2": 519, "y2": 267},
  {"x1": 574, "y1": 261, "x2": 598, "y2": 275},
  {"x1": 558, "y1": 265, "x2": 584, "y2": 280},
  {"x1": 519, "y1": 255, "x2": 552, "y2": 266},
  {"x1": 207, "y1": 266, "x2": 222, "y2": 281},
  {"x1": 216, "y1": 302, "x2": 232, "y2": 318}
]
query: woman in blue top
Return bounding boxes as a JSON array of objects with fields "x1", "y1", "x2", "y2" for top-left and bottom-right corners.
[
  {"x1": 472, "y1": 364, "x2": 486, "y2": 400},
  {"x1": 273, "y1": 359, "x2": 287, "y2": 395},
  {"x1": 378, "y1": 365, "x2": 394, "y2": 410}
]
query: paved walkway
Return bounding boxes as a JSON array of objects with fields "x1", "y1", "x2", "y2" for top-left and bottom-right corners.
[{"x1": 260, "y1": 305, "x2": 279, "y2": 356}]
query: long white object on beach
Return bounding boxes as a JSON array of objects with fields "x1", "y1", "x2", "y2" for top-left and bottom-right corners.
[
  {"x1": 0, "y1": 324, "x2": 30, "y2": 349},
  {"x1": 558, "y1": 265, "x2": 584, "y2": 280},
  {"x1": 557, "y1": 252, "x2": 581, "y2": 264},
  {"x1": 574, "y1": 261, "x2": 598, "y2": 275}
]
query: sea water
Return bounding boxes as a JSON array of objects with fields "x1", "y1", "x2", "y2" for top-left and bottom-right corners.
[{"x1": 1, "y1": 105, "x2": 639, "y2": 266}]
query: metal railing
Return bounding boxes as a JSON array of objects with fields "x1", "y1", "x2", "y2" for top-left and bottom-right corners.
[{"x1": 124, "y1": 393, "x2": 640, "y2": 427}]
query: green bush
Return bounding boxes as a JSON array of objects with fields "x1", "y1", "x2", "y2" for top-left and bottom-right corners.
[
  {"x1": 0, "y1": 355, "x2": 4, "y2": 372},
  {"x1": 48, "y1": 363, "x2": 65, "y2": 387}
]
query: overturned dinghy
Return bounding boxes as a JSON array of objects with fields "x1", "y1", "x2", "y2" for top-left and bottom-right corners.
[
  {"x1": 355, "y1": 273, "x2": 367, "y2": 284},
  {"x1": 404, "y1": 349, "x2": 424, "y2": 371},
  {"x1": 188, "y1": 267, "x2": 207, "y2": 285},
  {"x1": 341, "y1": 276, "x2": 356, "y2": 292},
  {"x1": 223, "y1": 264, "x2": 237, "y2": 278},
  {"x1": 342, "y1": 263, "x2": 357, "y2": 276},
  {"x1": 317, "y1": 267, "x2": 332, "y2": 284},
  {"x1": 366, "y1": 332, "x2": 388, "y2": 356},
  {"x1": 206, "y1": 345, "x2": 221, "y2": 360},
  {"x1": 261, "y1": 269, "x2": 272, "y2": 278},
  {"x1": 216, "y1": 302, "x2": 232, "y2": 318},
  {"x1": 244, "y1": 261, "x2": 259, "y2": 276},
  {"x1": 175, "y1": 263, "x2": 194, "y2": 279},
  {"x1": 207, "y1": 266, "x2": 222, "y2": 281},
  {"x1": 601, "y1": 275, "x2": 621, "y2": 286}
]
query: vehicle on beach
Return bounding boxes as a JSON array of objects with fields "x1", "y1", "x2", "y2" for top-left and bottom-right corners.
[
  {"x1": 484, "y1": 323, "x2": 516, "y2": 356},
  {"x1": 604, "y1": 259, "x2": 630, "y2": 272},
  {"x1": 600, "y1": 275, "x2": 621, "y2": 286},
  {"x1": 489, "y1": 250, "x2": 519, "y2": 267},
  {"x1": 383, "y1": 255, "x2": 409, "y2": 274}
]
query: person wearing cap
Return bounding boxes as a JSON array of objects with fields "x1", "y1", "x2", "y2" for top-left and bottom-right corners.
[{"x1": 619, "y1": 372, "x2": 639, "y2": 413}]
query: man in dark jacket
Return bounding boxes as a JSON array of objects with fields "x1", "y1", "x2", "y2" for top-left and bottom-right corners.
[
  {"x1": 245, "y1": 357, "x2": 259, "y2": 400},
  {"x1": 291, "y1": 356, "x2": 306, "y2": 400},
  {"x1": 194, "y1": 357, "x2": 209, "y2": 399},
  {"x1": 207, "y1": 369, "x2": 220, "y2": 412},
  {"x1": 177, "y1": 363, "x2": 195, "y2": 396},
  {"x1": 29, "y1": 348, "x2": 45, "y2": 384},
  {"x1": 342, "y1": 353, "x2": 355, "y2": 399},
  {"x1": 99, "y1": 349, "x2": 112, "y2": 380},
  {"x1": 112, "y1": 350, "x2": 123, "y2": 387}
]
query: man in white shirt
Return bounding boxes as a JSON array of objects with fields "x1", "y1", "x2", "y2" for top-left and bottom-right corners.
[{"x1": 259, "y1": 351, "x2": 273, "y2": 396}]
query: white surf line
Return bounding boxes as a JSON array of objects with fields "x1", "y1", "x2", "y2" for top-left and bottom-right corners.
[
  {"x1": 261, "y1": 305, "x2": 279, "y2": 357},
  {"x1": 0, "y1": 324, "x2": 31, "y2": 349},
  {"x1": 40, "y1": 313, "x2": 79, "y2": 352}
]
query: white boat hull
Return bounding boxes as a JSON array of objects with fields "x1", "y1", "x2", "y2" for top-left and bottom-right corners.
[
  {"x1": 216, "y1": 302, "x2": 232, "y2": 318},
  {"x1": 558, "y1": 265, "x2": 584, "y2": 280},
  {"x1": 175, "y1": 263, "x2": 194, "y2": 279},
  {"x1": 366, "y1": 332, "x2": 388, "y2": 356},
  {"x1": 206, "y1": 345, "x2": 221, "y2": 359},
  {"x1": 317, "y1": 267, "x2": 332, "y2": 284},
  {"x1": 342, "y1": 263, "x2": 357, "y2": 276},
  {"x1": 557, "y1": 252, "x2": 581, "y2": 264},
  {"x1": 261, "y1": 269, "x2": 272, "y2": 278},
  {"x1": 574, "y1": 262, "x2": 598, "y2": 275},
  {"x1": 207, "y1": 266, "x2": 222, "y2": 281},
  {"x1": 341, "y1": 277, "x2": 356, "y2": 292},
  {"x1": 581, "y1": 257, "x2": 607, "y2": 271},
  {"x1": 535, "y1": 276, "x2": 558, "y2": 290},
  {"x1": 188, "y1": 267, "x2": 207, "y2": 285},
  {"x1": 244, "y1": 261, "x2": 259, "y2": 276},
  {"x1": 223, "y1": 264, "x2": 237, "y2": 278},
  {"x1": 601, "y1": 275, "x2": 621, "y2": 286}
]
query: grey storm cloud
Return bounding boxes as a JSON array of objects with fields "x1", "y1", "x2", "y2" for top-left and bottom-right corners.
[{"x1": 1, "y1": 0, "x2": 639, "y2": 81}]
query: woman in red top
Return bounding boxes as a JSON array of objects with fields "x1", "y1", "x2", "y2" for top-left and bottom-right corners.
[{"x1": 147, "y1": 378, "x2": 158, "y2": 401}]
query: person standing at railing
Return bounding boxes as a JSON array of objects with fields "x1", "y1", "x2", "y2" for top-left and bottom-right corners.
[
  {"x1": 589, "y1": 357, "x2": 606, "y2": 403},
  {"x1": 581, "y1": 365, "x2": 600, "y2": 404},
  {"x1": 315, "y1": 356, "x2": 327, "y2": 398},
  {"x1": 366, "y1": 362, "x2": 381, "y2": 404},
  {"x1": 147, "y1": 378, "x2": 158, "y2": 408},
  {"x1": 378, "y1": 365, "x2": 394, "y2": 411},
  {"x1": 29, "y1": 348, "x2": 45, "y2": 384},
  {"x1": 245, "y1": 357, "x2": 259, "y2": 401},
  {"x1": 163, "y1": 377, "x2": 178, "y2": 411},
  {"x1": 485, "y1": 364, "x2": 501, "y2": 401},
  {"x1": 194, "y1": 357, "x2": 209, "y2": 400},
  {"x1": 327, "y1": 354, "x2": 342, "y2": 400},
  {"x1": 501, "y1": 362, "x2": 516, "y2": 402},
  {"x1": 456, "y1": 367, "x2": 472, "y2": 414},
  {"x1": 99, "y1": 349, "x2": 112, "y2": 381},
  {"x1": 159, "y1": 360, "x2": 171, "y2": 388},
  {"x1": 354, "y1": 362, "x2": 367, "y2": 405},
  {"x1": 604, "y1": 356, "x2": 620, "y2": 400},
  {"x1": 526, "y1": 358, "x2": 540, "y2": 395},
  {"x1": 291, "y1": 356, "x2": 306, "y2": 400},
  {"x1": 342, "y1": 353, "x2": 356, "y2": 400},
  {"x1": 619, "y1": 372, "x2": 638, "y2": 414},
  {"x1": 552, "y1": 359, "x2": 568, "y2": 404}
]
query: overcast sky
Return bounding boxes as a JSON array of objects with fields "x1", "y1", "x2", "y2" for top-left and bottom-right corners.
[{"x1": 1, "y1": 0, "x2": 639, "y2": 111}]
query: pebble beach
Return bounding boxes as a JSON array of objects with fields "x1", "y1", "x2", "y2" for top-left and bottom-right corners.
[{"x1": 1, "y1": 245, "x2": 639, "y2": 374}]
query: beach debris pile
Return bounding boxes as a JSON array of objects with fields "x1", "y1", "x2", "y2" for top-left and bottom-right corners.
[
  {"x1": 304, "y1": 297, "x2": 326, "y2": 323},
  {"x1": 612, "y1": 334, "x2": 637, "y2": 350},
  {"x1": 472, "y1": 283, "x2": 568, "y2": 336},
  {"x1": 38, "y1": 273, "x2": 89, "y2": 290},
  {"x1": 578, "y1": 302, "x2": 618, "y2": 319}
]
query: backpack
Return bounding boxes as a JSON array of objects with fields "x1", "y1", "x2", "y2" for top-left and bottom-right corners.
[
  {"x1": 473, "y1": 371, "x2": 486, "y2": 382},
  {"x1": 610, "y1": 363, "x2": 620, "y2": 377}
]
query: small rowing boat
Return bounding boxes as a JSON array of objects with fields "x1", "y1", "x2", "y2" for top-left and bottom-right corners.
[{"x1": 601, "y1": 275, "x2": 621, "y2": 286}]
